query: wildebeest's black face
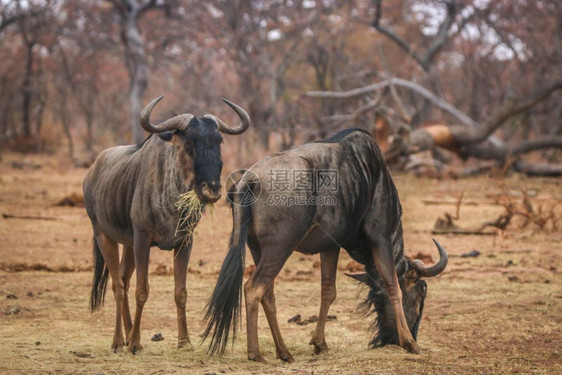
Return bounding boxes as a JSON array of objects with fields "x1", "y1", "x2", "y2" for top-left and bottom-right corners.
[
  {"x1": 371, "y1": 266, "x2": 427, "y2": 347},
  {"x1": 348, "y1": 263, "x2": 428, "y2": 347},
  {"x1": 402, "y1": 264, "x2": 428, "y2": 341},
  {"x1": 160, "y1": 117, "x2": 224, "y2": 203}
]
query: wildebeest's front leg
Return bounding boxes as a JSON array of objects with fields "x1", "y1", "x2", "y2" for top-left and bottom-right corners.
[
  {"x1": 173, "y1": 240, "x2": 193, "y2": 349},
  {"x1": 310, "y1": 248, "x2": 340, "y2": 354},
  {"x1": 95, "y1": 233, "x2": 125, "y2": 351},
  {"x1": 128, "y1": 230, "x2": 151, "y2": 354},
  {"x1": 120, "y1": 245, "x2": 135, "y2": 342},
  {"x1": 371, "y1": 238, "x2": 420, "y2": 354}
]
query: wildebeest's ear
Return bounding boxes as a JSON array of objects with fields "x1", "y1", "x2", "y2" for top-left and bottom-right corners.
[
  {"x1": 345, "y1": 272, "x2": 369, "y2": 284},
  {"x1": 158, "y1": 131, "x2": 174, "y2": 142}
]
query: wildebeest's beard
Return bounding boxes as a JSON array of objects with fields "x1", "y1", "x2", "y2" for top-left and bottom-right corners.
[
  {"x1": 352, "y1": 263, "x2": 427, "y2": 348},
  {"x1": 181, "y1": 118, "x2": 224, "y2": 203}
]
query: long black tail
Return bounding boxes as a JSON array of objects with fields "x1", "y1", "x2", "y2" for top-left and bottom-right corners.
[
  {"x1": 89, "y1": 235, "x2": 109, "y2": 311},
  {"x1": 202, "y1": 185, "x2": 252, "y2": 355}
]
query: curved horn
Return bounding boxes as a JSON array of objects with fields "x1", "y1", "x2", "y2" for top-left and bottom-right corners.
[
  {"x1": 412, "y1": 238, "x2": 448, "y2": 277},
  {"x1": 205, "y1": 98, "x2": 251, "y2": 135},
  {"x1": 140, "y1": 96, "x2": 194, "y2": 133}
]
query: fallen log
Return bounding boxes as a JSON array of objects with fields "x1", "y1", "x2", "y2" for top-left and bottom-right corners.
[
  {"x1": 432, "y1": 228, "x2": 496, "y2": 235},
  {"x1": 432, "y1": 213, "x2": 497, "y2": 235},
  {"x1": 2, "y1": 213, "x2": 60, "y2": 221},
  {"x1": 422, "y1": 199, "x2": 483, "y2": 206}
]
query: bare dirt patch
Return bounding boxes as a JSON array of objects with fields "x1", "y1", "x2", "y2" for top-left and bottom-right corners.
[{"x1": 1, "y1": 154, "x2": 561, "y2": 374}]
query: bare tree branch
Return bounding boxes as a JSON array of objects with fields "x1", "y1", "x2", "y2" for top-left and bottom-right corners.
[
  {"x1": 306, "y1": 77, "x2": 480, "y2": 128},
  {"x1": 450, "y1": 78, "x2": 562, "y2": 143},
  {"x1": 388, "y1": 77, "x2": 411, "y2": 124},
  {"x1": 0, "y1": 10, "x2": 36, "y2": 32},
  {"x1": 371, "y1": 0, "x2": 459, "y2": 72},
  {"x1": 321, "y1": 94, "x2": 382, "y2": 123},
  {"x1": 307, "y1": 75, "x2": 562, "y2": 153},
  {"x1": 424, "y1": 0, "x2": 457, "y2": 67},
  {"x1": 371, "y1": 0, "x2": 426, "y2": 69}
]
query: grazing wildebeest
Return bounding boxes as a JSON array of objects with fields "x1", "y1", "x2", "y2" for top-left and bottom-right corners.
[
  {"x1": 84, "y1": 96, "x2": 250, "y2": 353},
  {"x1": 203, "y1": 128, "x2": 447, "y2": 362}
]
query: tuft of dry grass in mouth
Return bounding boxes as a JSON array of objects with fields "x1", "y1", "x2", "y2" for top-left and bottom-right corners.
[{"x1": 175, "y1": 190, "x2": 213, "y2": 240}]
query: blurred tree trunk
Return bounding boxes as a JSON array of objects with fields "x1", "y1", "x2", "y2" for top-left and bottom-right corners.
[
  {"x1": 119, "y1": 3, "x2": 148, "y2": 145},
  {"x1": 16, "y1": 4, "x2": 45, "y2": 142},
  {"x1": 59, "y1": 86, "x2": 74, "y2": 160},
  {"x1": 34, "y1": 86, "x2": 47, "y2": 152},
  {"x1": 59, "y1": 47, "x2": 98, "y2": 152},
  {"x1": 21, "y1": 41, "x2": 34, "y2": 138},
  {"x1": 85, "y1": 107, "x2": 94, "y2": 152},
  {"x1": 109, "y1": 0, "x2": 168, "y2": 144}
]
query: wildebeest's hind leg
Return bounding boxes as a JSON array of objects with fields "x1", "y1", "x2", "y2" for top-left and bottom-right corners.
[
  {"x1": 247, "y1": 238, "x2": 294, "y2": 362},
  {"x1": 309, "y1": 248, "x2": 340, "y2": 354},
  {"x1": 95, "y1": 233, "x2": 125, "y2": 351},
  {"x1": 371, "y1": 237, "x2": 420, "y2": 354},
  {"x1": 120, "y1": 245, "x2": 135, "y2": 343},
  {"x1": 173, "y1": 241, "x2": 193, "y2": 349},
  {"x1": 128, "y1": 230, "x2": 151, "y2": 354},
  {"x1": 244, "y1": 244, "x2": 295, "y2": 362}
]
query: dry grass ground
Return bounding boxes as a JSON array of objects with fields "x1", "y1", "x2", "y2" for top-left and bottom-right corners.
[{"x1": 0, "y1": 153, "x2": 561, "y2": 374}]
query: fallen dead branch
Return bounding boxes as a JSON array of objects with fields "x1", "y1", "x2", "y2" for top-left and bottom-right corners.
[
  {"x1": 0, "y1": 262, "x2": 92, "y2": 272},
  {"x1": 432, "y1": 213, "x2": 497, "y2": 235},
  {"x1": 2, "y1": 213, "x2": 60, "y2": 221},
  {"x1": 287, "y1": 314, "x2": 337, "y2": 326},
  {"x1": 307, "y1": 75, "x2": 562, "y2": 176},
  {"x1": 422, "y1": 199, "x2": 484, "y2": 206},
  {"x1": 431, "y1": 192, "x2": 499, "y2": 235}
]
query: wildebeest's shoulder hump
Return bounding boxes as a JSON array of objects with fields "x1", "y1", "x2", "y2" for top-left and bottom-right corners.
[{"x1": 317, "y1": 128, "x2": 371, "y2": 144}]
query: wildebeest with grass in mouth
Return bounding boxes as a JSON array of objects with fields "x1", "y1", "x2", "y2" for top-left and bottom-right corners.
[
  {"x1": 83, "y1": 96, "x2": 250, "y2": 353},
  {"x1": 203, "y1": 128, "x2": 448, "y2": 362}
]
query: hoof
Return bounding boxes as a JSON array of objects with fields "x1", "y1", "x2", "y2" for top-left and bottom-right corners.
[
  {"x1": 248, "y1": 353, "x2": 267, "y2": 363},
  {"x1": 111, "y1": 339, "x2": 125, "y2": 352},
  {"x1": 128, "y1": 341, "x2": 143, "y2": 354},
  {"x1": 403, "y1": 340, "x2": 420, "y2": 354},
  {"x1": 277, "y1": 352, "x2": 295, "y2": 363},
  {"x1": 310, "y1": 339, "x2": 329, "y2": 355}
]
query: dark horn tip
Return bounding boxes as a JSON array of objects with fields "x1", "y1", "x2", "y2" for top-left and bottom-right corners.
[
  {"x1": 141, "y1": 96, "x2": 165, "y2": 115},
  {"x1": 148, "y1": 95, "x2": 165, "y2": 106},
  {"x1": 432, "y1": 238, "x2": 448, "y2": 257}
]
